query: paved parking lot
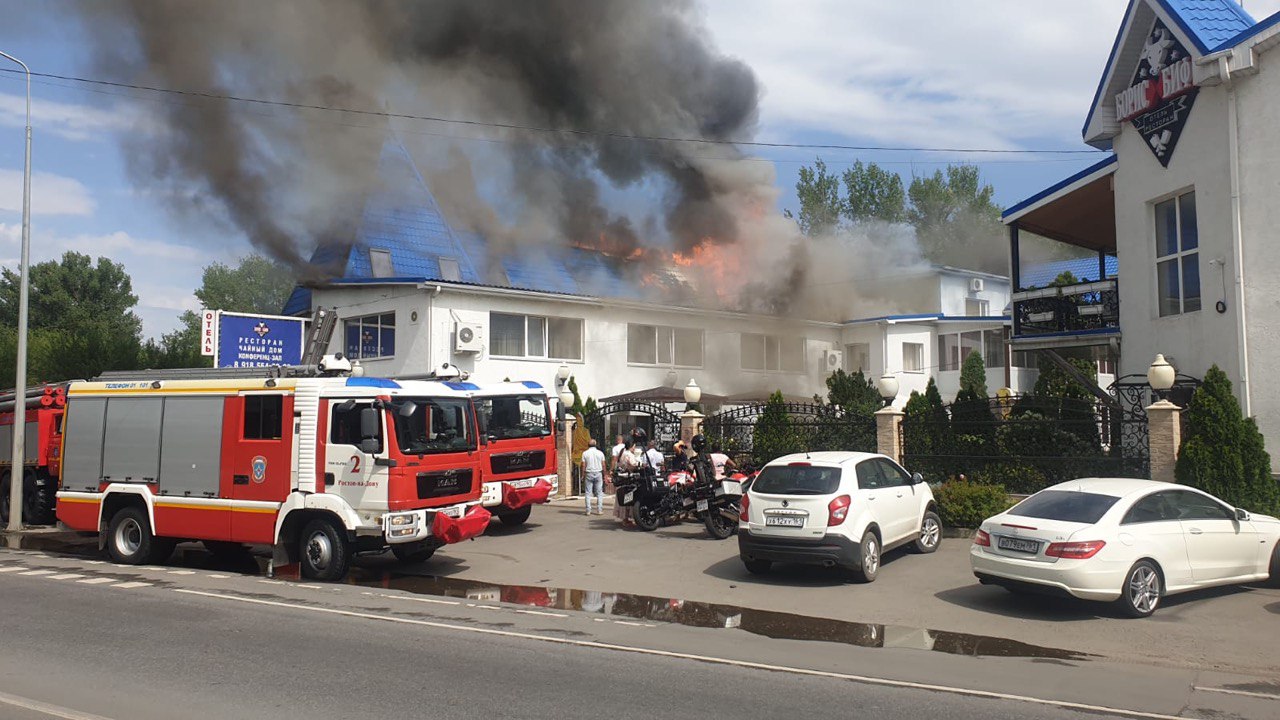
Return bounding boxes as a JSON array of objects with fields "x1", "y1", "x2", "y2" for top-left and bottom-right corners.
[{"x1": 382, "y1": 498, "x2": 1280, "y2": 677}]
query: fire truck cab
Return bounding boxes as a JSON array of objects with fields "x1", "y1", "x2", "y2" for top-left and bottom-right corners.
[
  {"x1": 56, "y1": 373, "x2": 491, "y2": 580},
  {"x1": 472, "y1": 382, "x2": 558, "y2": 525}
]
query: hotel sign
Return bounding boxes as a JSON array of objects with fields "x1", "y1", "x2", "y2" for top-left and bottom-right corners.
[{"x1": 1114, "y1": 19, "x2": 1198, "y2": 167}]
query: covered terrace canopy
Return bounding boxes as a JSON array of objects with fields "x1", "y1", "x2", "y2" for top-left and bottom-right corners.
[
  {"x1": 598, "y1": 385, "x2": 727, "y2": 405},
  {"x1": 1002, "y1": 155, "x2": 1117, "y2": 291}
]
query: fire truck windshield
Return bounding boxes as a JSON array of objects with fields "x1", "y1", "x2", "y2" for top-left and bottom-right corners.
[
  {"x1": 387, "y1": 397, "x2": 475, "y2": 455},
  {"x1": 477, "y1": 395, "x2": 551, "y2": 440}
]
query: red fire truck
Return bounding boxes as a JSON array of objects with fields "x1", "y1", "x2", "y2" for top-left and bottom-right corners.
[
  {"x1": 0, "y1": 384, "x2": 67, "y2": 526},
  {"x1": 56, "y1": 360, "x2": 492, "y2": 580},
  {"x1": 472, "y1": 382, "x2": 558, "y2": 525}
]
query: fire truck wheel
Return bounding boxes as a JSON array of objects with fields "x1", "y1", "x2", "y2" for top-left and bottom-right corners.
[
  {"x1": 498, "y1": 507, "x2": 532, "y2": 526},
  {"x1": 23, "y1": 471, "x2": 55, "y2": 525},
  {"x1": 299, "y1": 517, "x2": 351, "y2": 581},
  {"x1": 106, "y1": 506, "x2": 161, "y2": 565},
  {"x1": 390, "y1": 540, "x2": 438, "y2": 564}
]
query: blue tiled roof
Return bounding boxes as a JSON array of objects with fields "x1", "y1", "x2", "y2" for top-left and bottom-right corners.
[
  {"x1": 1020, "y1": 256, "x2": 1119, "y2": 290},
  {"x1": 283, "y1": 133, "x2": 666, "y2": 314},
  {"x1": 1162, "y1": 0, "x2": 1254, "y2": 52}
]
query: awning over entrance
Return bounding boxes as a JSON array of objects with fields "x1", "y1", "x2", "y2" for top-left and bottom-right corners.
[
  {"x1": 598, "y1": 385, "x2": 727, "y2": 405},
  {"x1": 1002, "y1": 155, "x2": 1117, "y2": 252}
]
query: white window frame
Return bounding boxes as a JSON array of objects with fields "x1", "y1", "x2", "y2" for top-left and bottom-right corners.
[
  {"x1": 345, "y1": 313, "x2": 396, "y2": 360},
  {"x1": 965, "y1": 298, "x2": 990, "y2": 316},
  {"x1": 902, "y1": 342, "x2": 924, "y2": 374},
  {"x1": 844, "y1": 343, "x2": 870, "y2": 374},
  {"x1": 937, "y1": 329, "x2": 1005, "y2": 371},
  {"x1": 627, "y1": 324, "x2": 704, "y2": 368},
  {"x1": 369, "y1": 248, "x2": 395, "y2": 278},
  {"x1": 489, "y1": 312, "x2": 583, "y2": 361},
  {"x1": 741, "y1": 333, "x2": 805, "y2": 373},
  {"x1": 1153, "y1": 189, "x2": 1200, "y2": 318}
]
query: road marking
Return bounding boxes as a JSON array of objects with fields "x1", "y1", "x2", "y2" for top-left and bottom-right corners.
[
  {"x1": 112, "y1": 582, "x2": 152, "y2": 589},
  {"x1": 167, "y1": 570, "x2": 196, "y2": 575},
  {"x1": 0, "y1": 566, "x2": 23, "y2": 573},
  {"x1": 1194, "y1": 686, "x2": 1280, "y2": 701},
  {"x1": 374, "y1": 593, "x2": 461, "y2": 607},
  {"x1": 174, "y1": 589, "x2": 1191, "y2": 720},
  {"x1": 76, "y1": 578, "x2": 116, "y2": 585},
  {"x1": 516, "y1": 609, "x2": 568, "y2": 618},
  {"x1": 84, "y1": 560, "x2": 104, "y2": 565},
  {"x1": 296, "y1": 584, "x2": 323, "y2": 590},
  {"x1": 47, "y1": 573, "x2": 86, "y2": 580},
  {"x1": 208, "y1": 574, "x2": 230, "y2": 579},
  {"x1": 0, "y1": 689, "x2": 116, "y2": 720},
  {"x1": 612, "y1": 620, "x2": 655, "y2": 627},
  {"x1": 18, "y1": 569, "x2": 55, "y2": 576}
]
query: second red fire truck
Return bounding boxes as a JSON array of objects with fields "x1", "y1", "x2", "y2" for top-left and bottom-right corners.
[{"x1": 55, "y1": 358, "x2": 510, "y2": 580}]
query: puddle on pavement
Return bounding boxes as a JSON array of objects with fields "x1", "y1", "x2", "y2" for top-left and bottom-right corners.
[
  {"x1": 7, "y1": 532, "x2": 1089, "y2": 661},
  {"x1": 341, "y1": 567, "x2": 1092, "y2": 661}
]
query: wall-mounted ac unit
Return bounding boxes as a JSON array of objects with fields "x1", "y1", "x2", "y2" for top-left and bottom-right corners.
[
  {"x1": 824, "y1": 349, "x2": 844, "y2": 371},
  {"x1": 969, "y1": 278, "x2": 985, "y2": 293},
  {"x1": 454, "y1": 322, "x2": 483, "y2": 353}
]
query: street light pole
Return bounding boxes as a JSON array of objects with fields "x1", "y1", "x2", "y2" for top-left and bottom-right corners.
[{"x1": 1, "y1": 49, "x2": 32, "y2": 532}]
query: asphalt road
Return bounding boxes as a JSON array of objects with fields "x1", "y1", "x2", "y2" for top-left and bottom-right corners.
[
  {"x1": 1, "y1": 548, "x2": 1277, "y2": 720},
  {"x1": 0, "y1": 567, "x2": 1117, "y2": 720}
]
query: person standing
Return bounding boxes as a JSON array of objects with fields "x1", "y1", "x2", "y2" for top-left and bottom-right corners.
[
  {"x1": 645, "y1": 441, "x2": 665, "y2": 474},
  {"x1": 581, "y1": 439, "x2": 606, "y2": 515},
  {"x1": 613, "y1": 437, "x2": 642, "y2": 526},
  {"x1": 610, "y1": 434, "x2": 626, "y2": 474}
]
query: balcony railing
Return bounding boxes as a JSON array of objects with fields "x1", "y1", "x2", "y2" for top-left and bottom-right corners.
[{"x1": 1012, "y1": 278, "x2": 1119, "y2": 337}]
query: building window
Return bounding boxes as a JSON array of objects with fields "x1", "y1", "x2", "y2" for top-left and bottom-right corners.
[
  {"x1": 965, "y1": 298, "x2": 990, "y2": 316},
  {"x1": 490, "y1": 312, "x2": 583, "y2": 360},
  {"x1": 629, "y1": 324, "x2": 704, "y2": 367},
  {"x1": 243, "y1": 395, "x2": 283, "y2": 440},
  {"x1": 344, "y1": 313, "x2": 395, "y2": 359},
  {"x1": 844, "y1": 343, "x2": 870, "y2": 374},
  {"x1": 1155, "y1": 191, "x2": 1200, "y2": 316},
  {"x1": 369, "y1": 248, "x2": 395, "y2": 278},
  {"x1": 938, "y1": 329, "x2": 1005, "y2": 371},
  {"x1": 438, "y1": 257, "x2": 461, "y2": 282},
  {"x1": 1013, "y1": 350, "x2": 1039, "y2": 369},
  {"x1": 902, "y1": 342, "x2": 924, "y2": 373},
  {"x1": 330, "y1": 400, "x2": 382, "y2": 452},
  {"x1": 741, "y1": 334, "x2": 805, "y2": 372}
]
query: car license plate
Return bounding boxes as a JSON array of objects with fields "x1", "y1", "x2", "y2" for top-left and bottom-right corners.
[
  {"x1": 997, "y1": 536, "x2": 1040, "y2": 554},
  {"x1": 623, "y1": 490, "x2": 635, "y2": 505},
  {"x1": 696, "y1": 499, "x2": 709, "y2": 512},
  {"x1": 765, "y1": 515, "x2": 805, "y2": 527}
]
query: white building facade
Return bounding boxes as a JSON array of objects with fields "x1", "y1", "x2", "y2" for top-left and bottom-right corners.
[{"x1": 1004, "y1": 0, "x2": 1280, "y2": 450}]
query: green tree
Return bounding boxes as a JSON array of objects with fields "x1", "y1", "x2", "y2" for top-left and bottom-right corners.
[
  {"x1": 1176, "y1": 366, "x2": 1278, "y2": 514},
  {"x1": 787, "y1": 159, "x2": 843, "y2": 236},
  {"x1": 842, "y1": 161, "x2": 906, "y2": 223},
  {"x1": 1033, "y1": 355, "x2": 1096, "y2": 401},
  {"x1": 959, "y1": 350, "x2": 988, "y2": 398},
  {"x1": 1050, "y1": 271, "x2": 1081, "y2": 287},
  {"x1": 824, "y1": 368, "x2": 881, "y2": 416},
  {"x1": 752, "y1": 390, "x2": 802, "y2": 464},
  {"x1": 142, "y1": 255, "x2": 296, "y2": 369},
  {"x1": 0, "y1": 252, "x2": 143, "y2": 385}
]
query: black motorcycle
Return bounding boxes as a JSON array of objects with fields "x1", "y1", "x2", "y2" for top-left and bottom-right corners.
[{"x1": 621, "y1": 456, "x2": 740, "y2": 539}]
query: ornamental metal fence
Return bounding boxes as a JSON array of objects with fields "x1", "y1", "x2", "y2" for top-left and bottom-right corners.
[{"x1": 701, "y1": 402, "x2": 877, "y2": 468}]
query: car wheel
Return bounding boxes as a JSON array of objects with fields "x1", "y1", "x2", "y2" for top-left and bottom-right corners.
[
  {"x1": 912, "y1": 511, "x2": 941, "y2": 554},
  {"x1": 499, "y1": 507, "x2": 532, "y2": 526},
  {"x1": 298, "y1": 517, "x2": 352, "y2": 581},
  {"x1": 851, "y1": 531, "x2": 880, "y2": 583},
  {"x1": 743, "y1": 558, "x2": 772, "y2": 575},
  {"x1": 1117, "y1": 560, "x2": 1162, "y2": 618}
]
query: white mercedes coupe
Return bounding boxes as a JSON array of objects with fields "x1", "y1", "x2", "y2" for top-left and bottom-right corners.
[{"x1": 970, "y1": 478, "x2": 1280, "y2": 617}]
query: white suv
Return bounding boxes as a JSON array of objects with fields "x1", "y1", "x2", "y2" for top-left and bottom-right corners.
[{"x1": 738, "y1": 452, "x2": 941, "y2": 582}]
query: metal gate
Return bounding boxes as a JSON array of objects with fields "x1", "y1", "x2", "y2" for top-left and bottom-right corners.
[
  {"x1": 582, "y1": 401, "x2": 681, "y2": 448},
  {"x1": 701, "y1": 402, "x2": 876, "y2": 467}
]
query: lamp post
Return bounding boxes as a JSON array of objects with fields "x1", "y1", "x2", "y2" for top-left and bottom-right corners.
[
  {"x1": 683, "y1": 378, "x2": 701, "y2": 405},
  {"x1": 876, "y1": 374, "x2": 899, "y2": 408},
  {"x1": 2, "y1": 49, "x2": 32, "y2": 532},
  {"x1": 1147, "y1": 354, "x2": 1175, "y2": 402}
]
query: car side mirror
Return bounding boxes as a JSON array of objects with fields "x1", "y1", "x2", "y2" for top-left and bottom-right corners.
[
  {"x1": 912, "y1": 472, "x2": 924, "y2": 485},
  {"x1": 1235, "y1": 507, "x2": 1251, "y2": 522},
  {"x1": 359, "y1": 438, "x2": 380, "y2": 455}
]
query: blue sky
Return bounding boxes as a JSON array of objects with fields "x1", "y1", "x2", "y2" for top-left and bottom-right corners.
[{"x1": 3, "y1": 0, "x2": 1278, "y2": 338}]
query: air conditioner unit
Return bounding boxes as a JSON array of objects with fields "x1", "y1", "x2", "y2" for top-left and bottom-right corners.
[
  {"x1": 824, "y1": 349, "x2": 844, "y2": 371},
  {"x1": 454, "y1": 322, "x2": 483, "y2": 353},
  {"x1": 969, "y1": 278, "x2": 985, "y2": 293}
]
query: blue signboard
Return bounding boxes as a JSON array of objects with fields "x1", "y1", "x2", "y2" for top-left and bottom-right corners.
[{"x1": 216, "y1": 312, "x2": 306, "y2": 368}]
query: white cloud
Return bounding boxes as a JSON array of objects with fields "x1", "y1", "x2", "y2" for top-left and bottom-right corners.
[
  {"x1": 0, "y1": 92, "x2": 143, "y2": 142},
  {"x1": 703, "y1": 0, "x2": 1280, "y2": 150},
  {"x1": 0, "y1": 169, "x2": 96, "y2": 216}
]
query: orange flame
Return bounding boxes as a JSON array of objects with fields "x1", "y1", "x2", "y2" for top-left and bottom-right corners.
[{"x1": 671, "y1": 238, "x2": 740, "y2": 301}]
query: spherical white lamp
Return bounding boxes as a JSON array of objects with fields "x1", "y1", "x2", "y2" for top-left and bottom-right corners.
[
  {"x1": 558, "y1": 386, "x2": 575, "y2": 408},
  {"x1": 1147, "y1": 354, "x2": 1175, "y2": 398},
  {"x1": 555, "y1": 363, "x2": 571, "y2": 384},
  {"x1": 683, "y1": 379, "x2": 702, "y2": 404},
  {"x1": 877, "y1": 374, "x2": 899, "y2": 407}
]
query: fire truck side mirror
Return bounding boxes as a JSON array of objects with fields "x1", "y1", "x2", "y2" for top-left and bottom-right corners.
[
  {"x1": 360, "y1": 438, "x2": 380, "y2": 455},
  {"x1": 360, "y1": 407, "x2": 380, "y2": 441}
]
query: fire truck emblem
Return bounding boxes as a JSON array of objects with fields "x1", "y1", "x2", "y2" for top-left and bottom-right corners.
[
  {"x1": 251, "y1": 455, "x2": 268, "y2": 483},
  {"x1": 253, "y1": 322, "x2": 270, "y2": 337}
]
